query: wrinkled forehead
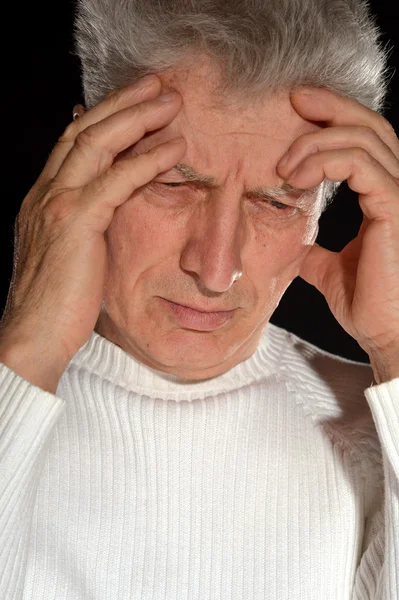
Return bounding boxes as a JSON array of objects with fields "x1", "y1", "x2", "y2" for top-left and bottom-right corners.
[{"x1": 156, "y1": 55, "x2": 323, "y2": 140}]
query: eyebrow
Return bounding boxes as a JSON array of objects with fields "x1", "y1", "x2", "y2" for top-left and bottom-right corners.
[{"x1": 172, "y1": 163, "x2": 322, "y2": 201}]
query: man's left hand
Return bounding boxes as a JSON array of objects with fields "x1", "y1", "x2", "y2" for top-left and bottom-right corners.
[{"x1": 277, "y1": 87, "x2": 399, "y2": 384}]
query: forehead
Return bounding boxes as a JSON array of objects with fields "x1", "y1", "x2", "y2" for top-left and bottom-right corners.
[
  {"x1": 156, "y1": 55, "x2": 321, "y2": 141},
  {"x1": 132, "y1": 61, "x2": 325, "y2": 211}
]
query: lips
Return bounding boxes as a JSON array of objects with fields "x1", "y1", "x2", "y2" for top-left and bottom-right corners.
[
  {"x1": 170, "y1": 301, "x2": 235, "y2": 313},
  {"x1": 159, "y1": 297, "x2": 235, "y2": 331}
]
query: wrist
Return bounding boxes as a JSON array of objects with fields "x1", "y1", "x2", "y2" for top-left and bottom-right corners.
[
  {"x1": 367, "y1": 349, "x2": 399, "y2": 385},
  {"x1": 0, "y1": 331, "x2": 69, "y2": 394}
]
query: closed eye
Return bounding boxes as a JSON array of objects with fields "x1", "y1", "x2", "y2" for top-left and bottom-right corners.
[
  {"x1": 267, "y1": 200, "x2": 290, "y2": 210},
  {"x1": 159, "y1": 182, "x2": 293, "y2": 212}
]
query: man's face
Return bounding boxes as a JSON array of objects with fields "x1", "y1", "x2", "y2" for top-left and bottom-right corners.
[{"x1": 95, "y1": 59, "x2": 324, "y2": 380}]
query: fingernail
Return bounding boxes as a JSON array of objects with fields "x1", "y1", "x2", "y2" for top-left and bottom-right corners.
[
  {"x1": 159, "y1": 92, "x2": 178, "y2": 102},
  {"x1": 138, "y1": 74, "x2": 158, "y2": 87},
  {"x1": 287, "y1": 167, "x2": 299, "y2": 181},
  {"x1": 277, "y1": 152, "x2": 290, "y2": 168}
]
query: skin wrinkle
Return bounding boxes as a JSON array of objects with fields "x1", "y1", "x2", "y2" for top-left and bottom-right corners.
[
  {"x1": 171, "y1": 162, "x2": 321, "y2": 205},
  {"x1": 124, "y1": 153, "x2": 322, "y2": 208},
  {"x1": 95, "y1": 57, "x2": 325, "y2": 381}
]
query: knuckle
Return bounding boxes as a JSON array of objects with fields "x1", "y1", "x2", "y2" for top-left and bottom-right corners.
[
  {"x1": 40, "y1": 181, "x2": 62, "y2": 207},
  {"x1": 74, "y1": 126, "x2": 98, "y2": 150},
  {"x1": 75, "y1": 126, "x2": 115, "y2": 172},
  {"x1": 98, "y1": 156, "x2": 143, "y2": 195},
  {"x1": 43, "y1": 194, "x2": 75, "y2": 224},
  {"x1": 91, "y1": 175, "x2": 113, "y2": 199},
  {"x1": 352, "y1": 147, "x2": 370, "y2": 162},
  {"x1": 38, "y1": 183, "x2": 78, "y2": 224},
  {"x1": 358, "y1": 125, "x2": 378, "y2": 143},
  {"x1": 108, "y1": 159, "x2": 129, "y2": 182}
]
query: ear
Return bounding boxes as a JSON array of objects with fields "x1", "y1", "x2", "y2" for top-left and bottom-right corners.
[{"x1": 72, "y1": 104, "x2": 86, "y2": 121}]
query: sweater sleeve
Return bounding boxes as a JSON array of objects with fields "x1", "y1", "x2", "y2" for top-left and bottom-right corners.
[
  {"x1": 0, "y1": 361, "x2": 66, "y2": 599},
  {"x1": 352, "y1": 377, "x2": 399, "y2": 600}
]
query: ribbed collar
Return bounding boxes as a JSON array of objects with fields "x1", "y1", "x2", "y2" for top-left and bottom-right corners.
[{"x1": 69, "y1": 322, "x2": 285, "y2": 399}]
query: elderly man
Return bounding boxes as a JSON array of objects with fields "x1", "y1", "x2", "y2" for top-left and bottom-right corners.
[{"x1": 0, "y1": 0, "x2": 398, "y2": 598}]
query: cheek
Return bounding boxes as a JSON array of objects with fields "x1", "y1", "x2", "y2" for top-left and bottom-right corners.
[
  {"x1": 280, "y1": 219, "x2": 319, "y2": 276},
  {"x1": 104, "y1": 190, "x2": 318, "y2": 285},
  {"x1": 105, "y1": 193, "x2": 183, "y2": 269},
  {"x1": 244, "y1": 217, "x2": 318, "y2": 298},
  {"x1": 252, "y1": 218, "x2": 316, "y2": 267}
]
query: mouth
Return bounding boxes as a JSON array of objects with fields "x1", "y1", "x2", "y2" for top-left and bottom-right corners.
[
  {"x1": 169, "y1": 300, "x2": 235, "y2": 313},
  {"x1": 158, "y1": 297, "x2": 236, "y2": 331}
]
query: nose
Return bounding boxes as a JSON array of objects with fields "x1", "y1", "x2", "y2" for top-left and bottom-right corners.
[{"x1": 180, "y1": 194, "x2": 245, "y2": 293}]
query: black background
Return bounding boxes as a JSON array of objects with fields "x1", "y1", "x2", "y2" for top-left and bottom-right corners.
[{"x1": 2, "y1": 0, "x2": 398, "y2": 363}]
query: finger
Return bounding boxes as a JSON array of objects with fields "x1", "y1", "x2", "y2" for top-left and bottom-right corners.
[
  {"x1": 37, "y1": 75, "x2": 162, "y2": 184},
  {"x1": 80, "y1": 137, "x2": 187, "y2": 232},
  {"x1": 290, "y1": 88, "x2": 399, "y2": 161},
  {"x1": 55, "y1": 93, "x2": 182, "y2": 188},
  {"x1": 286, "y1": 147, "x2": 399, "y2": 221},
  {"x1": 298, "y1": 242, "x2": 336, "y2": 292},
  {"x1": 278, "y1": 126, "x2": 399, "y2": 182}
]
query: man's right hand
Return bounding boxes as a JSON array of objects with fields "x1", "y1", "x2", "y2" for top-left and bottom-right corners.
[{"x1": 0, "y1": 75, "x2": 186, "y2": 392}]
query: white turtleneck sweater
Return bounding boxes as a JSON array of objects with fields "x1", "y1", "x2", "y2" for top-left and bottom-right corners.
[{"x1": 0, "y1": 321, "x2": 398, "y2": 599}]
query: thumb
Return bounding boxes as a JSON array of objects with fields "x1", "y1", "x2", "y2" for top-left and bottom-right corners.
[{"x1": 298, "y1": 243, "x2": 335, "y2": 294}]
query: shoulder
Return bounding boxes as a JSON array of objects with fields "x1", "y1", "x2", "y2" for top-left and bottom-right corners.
[
  {"x1": 265, "y1": 322, "x2": 382, "y2": 479},
  {"x1": 266, "y1": 321, "x2": 374, "y2": 400}
]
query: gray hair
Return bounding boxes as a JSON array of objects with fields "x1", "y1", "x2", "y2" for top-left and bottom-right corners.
[{"x1": 73, "y1": 0, "x2": 394, "y2": 210}]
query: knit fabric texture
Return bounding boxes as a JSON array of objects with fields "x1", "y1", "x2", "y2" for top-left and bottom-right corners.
[{"x1": 0, "y1": 322, "x2": 398, "y2": 599}]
